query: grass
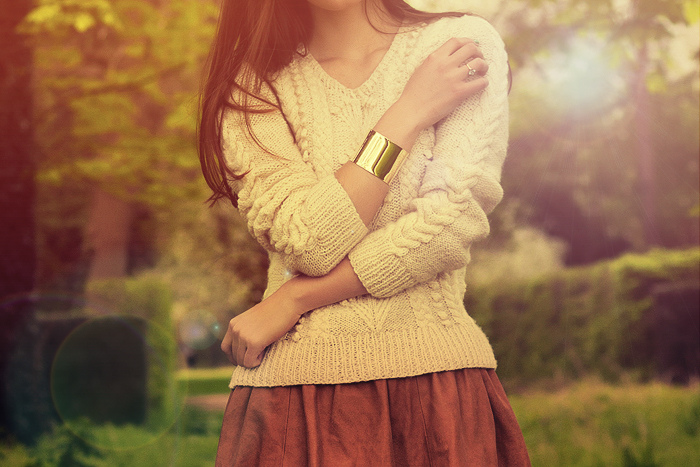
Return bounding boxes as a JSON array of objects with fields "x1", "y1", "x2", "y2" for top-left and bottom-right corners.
[
  {"x1": 510, "y1": 380, "x2": 700, "y2": 466},
  {"x1": 2, "y1": 378, "x2": 698, "y2": 466},
  {"x1": 177, "y1": 366, "x2": 233, "y2": 397}
]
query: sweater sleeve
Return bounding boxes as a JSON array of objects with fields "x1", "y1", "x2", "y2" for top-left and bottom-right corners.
[
  {"x1": 347, "y1": 18, "x2": 509, "y2": 298},
  {"x1": 222, "y1": 88, "x2": 369, "y2": 277}
]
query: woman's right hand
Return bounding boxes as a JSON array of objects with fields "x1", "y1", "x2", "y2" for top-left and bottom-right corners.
[
  {"x1": 374, "y1": 38, "x2": 488, "y2": 150},
  {"x1": 221, "y1": 285, "x2": 306, "y2": 368}
]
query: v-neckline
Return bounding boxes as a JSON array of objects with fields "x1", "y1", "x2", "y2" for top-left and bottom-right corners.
[{"x1": 304, "y1": 25, "x2": 404, "y2": 92}]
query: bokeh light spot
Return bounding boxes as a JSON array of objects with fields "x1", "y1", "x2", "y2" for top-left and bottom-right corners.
[{"x1": 178, "y1": 309, "x2": 222, "y2": 350}]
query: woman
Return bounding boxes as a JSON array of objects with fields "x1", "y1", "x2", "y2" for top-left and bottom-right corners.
[{"x1": 198, "y1": 0, "x2": 530, "y2": 464}]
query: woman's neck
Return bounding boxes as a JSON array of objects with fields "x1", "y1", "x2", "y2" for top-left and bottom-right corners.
[{"x1": 307, "y1": 2, "x2": 401, "y2": 62}]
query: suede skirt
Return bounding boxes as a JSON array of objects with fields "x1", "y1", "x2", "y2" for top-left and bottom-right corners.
[{"x1": 216, "y1": 368, "x2": 530, "y2": 466}]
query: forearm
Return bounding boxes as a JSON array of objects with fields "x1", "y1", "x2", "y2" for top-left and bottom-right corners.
[
  {"x1": 334, "y1": 163, "x2": 388, "y2": 226},
  {"x1": 229, "y1": 95, "x2": 421, "y2": 277},
  {"x1": 344, "y1": 26, "x2": 510, "y2": 299},
  {"x1": 221, "y1": 257, "x2": 367, "y2": 368},
  {"x1": 335, "y1": 100, "x2": 421, "y2": 226},
  {"x1": 285, "y1": 257, "x2": 367, "y2": 313},
  {"x1": 281, "y1": 103, "x2": 421, "y2": 298},
  {"x1": 347, "y1": 180, "x2": 499, "y2": 298}
]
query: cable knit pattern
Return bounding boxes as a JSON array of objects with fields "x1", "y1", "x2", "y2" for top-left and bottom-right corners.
[
  {"x1": 224, "y1": 86, "x2": 369, "y2": 277},
  {"x1": 223, "y1": 15, "x2": 508, "y2": 387}
]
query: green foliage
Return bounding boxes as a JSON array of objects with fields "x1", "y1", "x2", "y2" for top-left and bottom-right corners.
[
  {"x1": 4, "y1": 382, "x2": 698, "y2": 467},
  {"x1": 25, "y1": 0, "x2": 219, "y2": 208},
  {"x1": 85, "y1": 277, "x2": 183, "y2": 431},
  {"x1": 684, "y1": 0, "x2": 700, "y2": 23},
  {"x1": 466, "y1": 248, "x2": 700, "y2": 389},
  {"x1": 20, "y1": 0, "x2": 121, "y2": 35},
  {"x1": 467, "y1": 227, "x2": 567, "y2": 286},
  {"x1": 510, "y1": 382, "x2": 700, "y2": 467},
  {"x1": 0, "y1": 405, "x2": 222, "y2": 467},
  {"x1": 498, "y1": 0, "x2": 698, "y2": 256},
  {"x1": 28, "y1": 420, "x2": 104, "y2": 467},
  {"x1": 680, "y1": 396, "x2": 700, "y2": 436},
  {"x1": 175, "y1": 406, "x2": 225, "y2": 437},
  {"x1": 0, "y1": 441, "x2": 35, "y2": 466}
]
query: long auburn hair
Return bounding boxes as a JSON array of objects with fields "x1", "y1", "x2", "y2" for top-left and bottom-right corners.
[{"x1": 198, "y1": 0, "x2": 466, "y2": 207}]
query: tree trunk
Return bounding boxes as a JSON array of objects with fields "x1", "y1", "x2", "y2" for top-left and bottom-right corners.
[
  {"x1": 0, "y1": 0, "x2": 35, "y2": 434},
  {"x1": 84, "y1": 188, "x2": 134, "y2": 282},
  {"x1": 632, "y1": 17, "x2": 659, "y2": 247}
]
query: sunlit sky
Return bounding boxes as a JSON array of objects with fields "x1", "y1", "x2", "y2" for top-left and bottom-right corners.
[{"x1": 410, "y1": 0, "x2": 700, "y2": 81}]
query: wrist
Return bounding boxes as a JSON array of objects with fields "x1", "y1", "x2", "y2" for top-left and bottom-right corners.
[
  {"x1": 374, "y1": 99, "x2": 422, "y2": 151},
  {"x1": 279, "y1": 277, "x2": 313, "y2": 317},
  {"x1": 352, "y1": 130, "x2": 409, "y2": 185}
]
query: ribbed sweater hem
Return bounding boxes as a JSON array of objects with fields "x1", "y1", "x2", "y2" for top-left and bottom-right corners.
[{"x1": 228, "y1": 323, "x2": 497, "y2": 388}]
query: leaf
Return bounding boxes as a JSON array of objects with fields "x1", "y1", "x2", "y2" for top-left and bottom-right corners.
[
  {"x1": 683, "y1": 0, "x2": 700, "y2": 24},
  {"x1": 26, "y1": 4, "x2": 62, "y2": 24},
  {"x1": 73, "y1": 13, "x2": 96, "y2": 32},
  {"x1": 646, "y1": 72, "x2": 668, "y2": 93}
]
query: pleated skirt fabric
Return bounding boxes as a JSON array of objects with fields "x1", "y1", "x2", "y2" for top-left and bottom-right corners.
[{"x1": 216, "y1": 368, "x2": 530, "y2": 466}]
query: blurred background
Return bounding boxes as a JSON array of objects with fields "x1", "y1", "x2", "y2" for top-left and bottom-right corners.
[{"x1": 1, "y1": 0, "x2": 698, "y2": 465}]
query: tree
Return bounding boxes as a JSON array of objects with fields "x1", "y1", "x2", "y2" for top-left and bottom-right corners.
[
  {"x1": 0, "y1": 0, "x2": 35, "y2": 437},
  {"x1": 21, "y1": 1, "x2": 268, "y2": 360},
  {"x1": 21, "y1": 0, "x2": 220, "y2": 288},
  {"x1": 498, "y1": 0, "x2": 699, "y2": 263}
]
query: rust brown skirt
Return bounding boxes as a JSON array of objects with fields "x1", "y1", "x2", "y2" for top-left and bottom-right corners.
[{"x1": 216, "y1": 368, "x2": 530, "y2": 466}]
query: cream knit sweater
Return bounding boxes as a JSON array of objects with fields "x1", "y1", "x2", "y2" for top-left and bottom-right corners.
[{"x1": 222, "y1": 15, "x2": 509, "y2": 387}]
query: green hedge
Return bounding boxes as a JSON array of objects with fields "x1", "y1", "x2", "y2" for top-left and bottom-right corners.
[
  {"x1": 86, "y1": 277, "x2": 183, "y2": 433},
  {"x1": 6, "y1": 277, "x2": 181, "y2": 445},
  {"x1": 466, "y1": 248, "x2": 700, "y2": 389}
]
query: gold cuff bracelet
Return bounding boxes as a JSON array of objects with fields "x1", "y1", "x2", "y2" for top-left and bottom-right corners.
[{"x1": 352, "y1": 130, "x2": 408, "y2": 184}]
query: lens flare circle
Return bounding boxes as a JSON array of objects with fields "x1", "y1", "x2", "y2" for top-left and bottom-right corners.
[{"x1": 50, "y1": 314, "x2": 188, "y2": 451}]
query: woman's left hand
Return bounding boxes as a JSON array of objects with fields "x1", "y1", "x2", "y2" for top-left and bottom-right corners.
[{"x1": 221, "y1": 283, "x2": 305, "y2": 368}]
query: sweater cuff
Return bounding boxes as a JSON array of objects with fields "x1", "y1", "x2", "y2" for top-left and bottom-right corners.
[
  {"x1": 348, "y1": 233, "x2": 415, "y2": 298},
  {"x1": 300, "y1": 175, "x2": 368, "y2": 275}
]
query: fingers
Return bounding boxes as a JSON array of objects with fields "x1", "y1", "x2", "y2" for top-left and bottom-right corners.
[
  {"x1": 243, "y1": 347, "x2": 265, "y2": 368},
  {"x1": 220, "y1": 329, "x2": 234, "y2": 364},
  {"x1": 437, "y1": 37, "x2": 478, "y2": 57},
  {"x1": 435, "y1": 37, "x2": 487, "y2": 82},
  {"x1": 221, "y1": 317, "x2": 265, "y2": 368},
  {"x1": 448, "y1": 39, "x2": 483, "y2": 67},
  {"x1": 459, "y1": 57, "x2": 489, "y2": 81},
  {"x1": 235, "y1": 342, "x2": 264, "y2": 368},
  {"x1": 457, "y1": 76, "x2": 490, "y2": 99},
  {"x1": 235, "y1": 337, "x2": 247, "y2": 367},
  {"x1": 467, "y1": 58, "x2": 489, "y2": 74}
]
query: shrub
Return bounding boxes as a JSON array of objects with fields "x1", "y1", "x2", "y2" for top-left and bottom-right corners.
[
  {"x1": 466, "y1": 248, "x2": 700, "y2": 389},
  {"x1": 84, "y1": 277, "x2": 182, "y2": 432}
]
